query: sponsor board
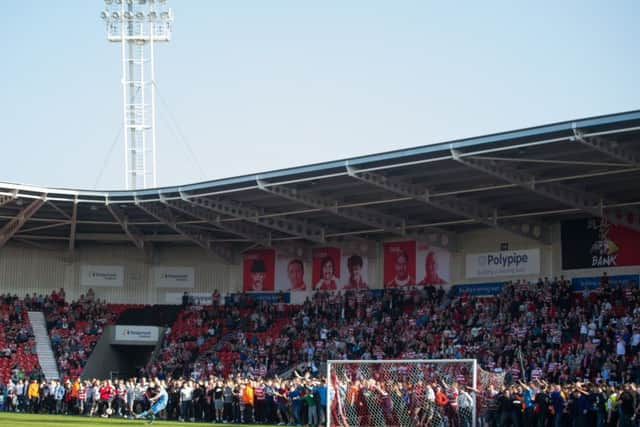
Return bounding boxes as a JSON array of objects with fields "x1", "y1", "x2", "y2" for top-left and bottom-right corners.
[
  {"x1": 225, "y1": 292, "x2": 290, "y2": 304},
  {"x1": 153, "y1": 267, "x2": 195, "y2": 289},
  {"x1": 114, "y1": 325, "x2": 159, "y2": 343},
  {"x1": 452, "y1": 282, "x2": 506, "y2": 297},
  {"x1": 562, "y1": 218, "x2": 640, "y2": 269},
  {"x1": 571, "y1": 274, "x2": 640, "y2": 292},
  {"x1": 80, "y1": 265, "x2": 124, "y2": 288},
  {"x1": 165, "y1": 292, "x2": 213, "y2": 305},
  {"x1": 465, "y1": 249, "x2": 540, "y2": 278}
]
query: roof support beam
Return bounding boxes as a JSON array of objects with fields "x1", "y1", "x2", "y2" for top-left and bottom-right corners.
[
  {"x1": 573, "y1": 129, "x2": 640, "y2": 167},
  {"x1": 68, "y1": 199, "x2": 78, "y2": 251},
  {"x1": 0, "y1": 197, "x2": 46, "y2": 248},
  {"x1": 256, "y1": 180, "x2": 455, "y2": 249},
  {"x1": 106, "y1": 203, "x2": 145, "y2": 249},
  {"x1": 163, "y1": 199, "x2": 272, "y2": 247},
  {"x1": 0, "y1": 192, "x2": 17, "y2": 208},
  {"x1": 346, "y1": 166, "x2": 550, "y2": 243},
  {"x1": 135, "y1": 201, "x2": 233, "y2": 263},
  {"x1": 183, "y1": 194, "x2": 326, "y2": 244},
  {"x1": 451, "y1": 149, "x2": 640, "y2": 232}
]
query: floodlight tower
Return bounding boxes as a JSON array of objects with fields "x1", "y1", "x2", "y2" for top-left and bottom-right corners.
[{"x1": 101, "y1": 0, "x2": 173, "y2": 190}]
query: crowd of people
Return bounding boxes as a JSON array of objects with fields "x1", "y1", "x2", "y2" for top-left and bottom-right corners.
[
  {"x1": 0, "y1": 271, "x2": 638, "y2": 426},
  {"x1": 141, "y1": 274, "x2": 640, "y2": 390},
  {"x1": 0, "y1": 373, "x2": 328, "y2": 425},
  {"x1": 3, "y1": 371, "x2": 640, "y2": 427},
  {"x1": 0, "y1": 294, "x2": 41, "y2": 384},
  {"x1": 42, "y1": 288, "x2": 121, "y2": 380}
]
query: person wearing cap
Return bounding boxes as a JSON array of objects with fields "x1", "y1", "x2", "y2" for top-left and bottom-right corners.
[{"x1": 249, "y1": 259, "x2": 268, "y2": 291}]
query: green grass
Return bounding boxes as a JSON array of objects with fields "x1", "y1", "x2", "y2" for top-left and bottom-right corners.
[{"x1": 0, "y1": 412, "x2": 275, "y2": 427}]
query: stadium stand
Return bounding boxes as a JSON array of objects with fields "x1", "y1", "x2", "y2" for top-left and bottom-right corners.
[
  {"x1": 0, "y1": 295, "x2": 40, "y2": 385},
  {"x1": 43, "y1": 292, "x2": 132, "y2": 381}
]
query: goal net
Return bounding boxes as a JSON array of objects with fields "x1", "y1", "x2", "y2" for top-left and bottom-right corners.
[{"x1": 326, "y1": 359, "x2": 479, "y2": 427}]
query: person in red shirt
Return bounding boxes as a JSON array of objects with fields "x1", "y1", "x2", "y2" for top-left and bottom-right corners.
[{"x1": 98, "y1": 380, "x2": 115, "y2": 417}]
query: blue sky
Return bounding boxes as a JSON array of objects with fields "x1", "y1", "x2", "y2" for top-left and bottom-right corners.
[{"x1": 1, "y1": 1, "x2": 638, "y2": 190}]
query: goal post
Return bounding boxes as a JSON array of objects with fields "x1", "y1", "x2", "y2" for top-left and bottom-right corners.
[{"x1": 326, "y1": 359, "x2": 478, "y2": 427}]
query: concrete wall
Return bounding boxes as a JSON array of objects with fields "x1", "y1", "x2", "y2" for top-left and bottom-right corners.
[{"x1": 0, "y1": 243, "x2": 238, "y2": 304}]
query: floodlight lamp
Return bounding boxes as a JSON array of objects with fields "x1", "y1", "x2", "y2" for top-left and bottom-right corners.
[
  {"x1": 158, "y1": 0, "x2": 167, "y2": 3},
  {"x1": 148, "y1": 11, "x2": 157, "y2": 20},
  {"x1": 137, "y1": 0, "x2": 146, "y2": 4},
  {"x1": 124, "y1": 11, "x2": 133, "y2": 20},
  {"x1": 135, "y1": 12, "x2": 144, "y2": 20},
  {"x1": 126, "y1": 0, "x2": 134, "y2": 4},
  {"x1": 104, "y1": 0, "x2": 113, "y2": 5},
  {"x1": 160, "y1": 11, "x2": 170, "y2": 20},
  {"x1": 115, "y1": 0, "x2": 122, "y2": 4},
  {"x1": 112, "y1": 11, "x2": 120, "y2": 19},
  {"x1": 100, "y1": 11, "x2": 109, "y2": 20}
]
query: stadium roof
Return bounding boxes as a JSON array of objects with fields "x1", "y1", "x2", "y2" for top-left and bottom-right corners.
[{"x1": 1, "y1": 109, "x2": 640, "y2": 259}]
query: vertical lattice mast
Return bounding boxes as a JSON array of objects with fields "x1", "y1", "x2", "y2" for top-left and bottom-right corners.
[{"x1": 101, "y1": 0, "x2": 173, "y2": 190}]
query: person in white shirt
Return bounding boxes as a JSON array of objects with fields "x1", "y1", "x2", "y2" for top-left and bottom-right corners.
[
  {"x1": 458, "y1": 387, "x2": 475, "y2": 427},
  {"x1": 179, "y1": 380, "x2": 194, "y2": 422}
]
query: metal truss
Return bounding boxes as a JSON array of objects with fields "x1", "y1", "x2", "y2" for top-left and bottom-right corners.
[
  {"x1": 256, "y1": 180, "x2": 455, "y2": 249},
  {"x1": 135, "y1": 201, "x2": 233, "y2": 262},
  {"x1": 106, "y1": 203, "x2": 145, "y2": 249},
  {"x1": 0, "y1": 197, "x2": 46, "y2": 248},
  {"x1": 69, "y1": 200, "x2": 78, "y2": 251},
  {"x1": 0, "y1": 193, "x2": 16, "y2": 208},
  {"x1": 183, "y1": 194, "x2": 326, "y2": 244},
  {"x1": 346, "y1": 166, "x2": 550, "y2": 242},
  {"x1": 163, "y1": 199, "x2": 272, "y2": 247},
  {"x1": 451, "y1": 149, "x2": 640, "y2": 232},
  {"x1": 573, "y1": 129, "x2": 640, "y2": 167}
]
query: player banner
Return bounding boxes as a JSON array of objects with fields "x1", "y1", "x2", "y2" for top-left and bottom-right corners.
[
  {"x1": 242, "y1": 249, "x2": 275, "y2": 292},
  {"x1": 312, "y1": 247, "x2": 341, "y2": 291},
  {"x1": 275, "y1": 253, "x2": 308, "y2": 292},
  {"x1": 465, "y1": 249, "x2": 540, "y2": 278},
  {"x1": 416, "y1": 241, "x2": 450, "y2": 285},
  {"x1": 384, "y1": 241, "x2": 416, "y2": 287},
  {"x1": 340, "y1": 252, "x2": 369, "y2": 290},
  {"x1": 383, "y1": 241, "x2": 450, "y2": 288},
  {"x1": 561, "y1": 218, "x2": 640, "y2": 269}
]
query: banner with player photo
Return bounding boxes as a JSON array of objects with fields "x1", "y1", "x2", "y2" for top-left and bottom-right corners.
[
  {"x1": 383, "y1": 241, "x2": 417, "y2": 287},
  {"x1": 384, "y1": 241, "x2": 450, "y2": 288},
  {"x1": 242, "y1": 249, "x2": 275, "y2": 292},
  {"x1": 312, "y1": 247, "x2": 341, "y2": 291},
  {"x1": 561, "y1": 218, "x2": 640, "y2": 269},
  {"x1": 275, "y1": 253, "x2": 308, "y2": 292},
  {"x1": 416, "y1": 242, "x2": 450, "y2": 285},
  {"x1": 340, "y1": 252, "x2": 370, "y2": 290}
]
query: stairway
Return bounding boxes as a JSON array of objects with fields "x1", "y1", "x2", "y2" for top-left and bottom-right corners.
[{"x1": 27, "y1": 311, "x2": 60, "y2": 381}]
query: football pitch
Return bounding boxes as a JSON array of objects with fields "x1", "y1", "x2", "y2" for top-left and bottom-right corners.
[{"x1": 0, "y1": 412, "x2": 274, "y2": 427}]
